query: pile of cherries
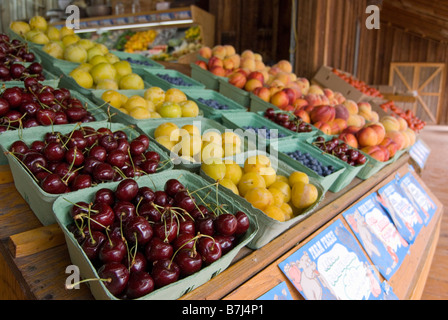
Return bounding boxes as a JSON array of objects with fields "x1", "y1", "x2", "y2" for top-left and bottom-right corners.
[
  {"x1": 264, "y1": 108, "x2": 313, "y2": 134},
  {"x1": 0, "y1": 33, "x2": 45, "y2": 82},
  {"x1": 0, "y1": 84, "x2": 97, "y2": 132},
  {"x1": 9, "y1": 126, "x2": 164, "y2": 194},
  {"x1": 312, "y1": 136, "x2": 367, "y2": 167},
  {"x1": 67, "y1": 178, "x2": 251, "y2": 299}
]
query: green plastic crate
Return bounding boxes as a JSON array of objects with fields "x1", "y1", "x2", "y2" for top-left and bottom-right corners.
[
  {"x1": 221, "y1": 111, "x2": 298, "y2": 147},
  {"x1": 184, "y1": 88, "x2": 247, "y2": 122},
  {"x1": 144, "y1": 69, "x2": 205, "y2": 91},
  {"x1": 0, "y1": 122, "x2": 173, "y2": 226},
  {"x1": 110, "y1": 50, "x2": 165, "y2": 70},
  {"x1": 305, "y1": 136, "x2": 369, "y2": 193},
  {"x1": 199, "y1": 150, "x2": 326, "y2": 249},
  {"x1": 52, "y1": 169, "x2": 258, "y2": 300},
  {"x1": 190, "y1": 62, "x2": 228, "y2": 91},
  {"x1": 89, "y1": 89, "x2": 204, "y2": 126},
  {"x1": 136, "y1": 117, "x2": 253, "y2": 173},
  {"x1": 218, "y1": 78, "x2": 251, "y2": 108},
  {"x1": 272, "y1": 139, "x2": 346, "y2": 193}
]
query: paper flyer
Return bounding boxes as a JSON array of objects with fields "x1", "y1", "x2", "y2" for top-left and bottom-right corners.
[
  {"x1": 397, "y1": 172, "x2": 437, "y2": 226},
  {"x1": 377, "y1": 180, "x2": 425, "y2": 244},
  {"x1": 278, "y1": 219, "x2": 391, "y2": 300},
  {"x1": 257, "y1": 282, "x2": 294, "y2": 300},
  {"x1": 343, "y1": 193, "x2": 409, "y2": 280}
]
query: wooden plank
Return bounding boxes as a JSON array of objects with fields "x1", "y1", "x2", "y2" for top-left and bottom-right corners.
[
  {"x1": 0, "y1": 165, "x2": 13, "y2": 185},
  {"x1": 8, "y1": 224, "x2": 65, "y2": 258}
]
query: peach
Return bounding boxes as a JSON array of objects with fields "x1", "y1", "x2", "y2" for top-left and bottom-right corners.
[
  {"x1": 228, "y1": 72, "x2": 247, "y2": 89},
  {"x1": 397, "y1": 117, "x2": 408, "y2": 131},
  {"x1": 255, "y1": 60, "x2": 266, "y2": 71},
  {"x1": 268, "y1": 85, "x2": 283, "y2": 97},
  {"x1": 379, "y1": 137, "x2": 399, "y2": 158},
  {"x1": 358, "y1": 102, "x2": 372, "y2": 114},
  {"x1": 241, "y1": 50, "x2": 255, "y2": 60},
  {"x1": 338, "y1": 133, "x2": 359, "y2": 149},
  {"x1": 310, "y1": 105, "x2": 336, "y2": 124},
  {"x1": 334, "y1": 118, "x2": 348, "y2": 132},
  {"x1": 275, "y1": 72, "x2": 292, "y2": 86},
  {"x1": 313, "y1": 121, "x2": 332, "y2": 135},
  {"x1": 381, "y1": 116, "x2": 401, "y2": 132},
  {"x1": 323, "y1": 88, "x2": 334, "y2": 100},
  {"x1": 294, "y1": 109, "x2": 310, "y2": 123},
  {"x1": 358, "y1": 109, "x2": 373, "y2": 122},
  {"x1": 385, "y1": 131, "x2": 406, "y2": 150},
  {"x1": 210, "y1": 66, "x2": 226, "y2": 77},
  {"x1": 357, "y1": 127, "x2": 378, "y2": 148},
  {"x1": 368, "y1": 123, "x2": 386, "y2": 144},
  {"x1": 275, "y1": 60, "x2": 293, "y2": 73},
  {"x1": 199, "y1": 46, "x2": 212, "y2": 59},
  {"x1": 195, "y1": 60, "x2": 208, "y2": 70},
  {"x1": 252, "y1": 86, "x2": 271, "y2": 102},
  {"x1": 208, "y1": 56, "x2": 223, "y2": 69},
  {"x1": 305, "y1": 94, "x2": 323, "y2": 108},
  {"x1": 405, "y1": 128, "x2": 416, "y2": 146},
  {"x1": 295, "y1": 78, "x2": 310, "y2": 95},
  {"x1": 343, "y1": 126, "x2": 362, "y2": 135},
  {"x1": 370, "y1": 111, "x2": 379, "y2": 123},
  {"x1": 270, "y1": 90, "x2": 290, "y2": 109},
  {"x1": 282, "y1": 88, "x2": 297, "y2": 105},
  {"x1": 285, "y1": 82, "x2": 302, "y2": 97},
  {"x1": 212, "y1": 45, "x2": 227, "y2": 59},
  {"x1": 227, "y1": 54, "x2": 241, "y2": 69},
  {"x1": 334, "y1": 104, "x2": 350, "y2": 121},
  {"x1": 320, "y1": 95, "x2": 330, "y2": 105},
  {"x1": 247, "y1": 71, "x2": 265, "y2": 84},
  {"x1": 347, "y1": 114, "x2": 365, "y2": 128},
  {"x1": 293, "y1": 98, "x2": 308, "y2": 110},
  {"x1": 362, "y1": 145, "x2": 390, "y2": 162},
  {"x1": 334, "y1": 92, "x2": 346, "y2": 104},
  {"x1": 241, "y1": 58, "x2": 256, "y2": 72},
  {"x1": 222, "y1": 57, "x2": 235, "y2": 70},
  {"x1": 223, "y1": 45, "x2": 236, "y2": 57},
  {"x1": 233, "y1": 68, "x2": 248, "y2": 78},
  {"x1": 308, "y1": 84, "x2": 324, "y2": 95},
  {"x1": 244, "y1": 78, "x2": 263, "y2": 92},
  {"x1": 253, "y1": 53, "x2": 263, "y2": 62}
]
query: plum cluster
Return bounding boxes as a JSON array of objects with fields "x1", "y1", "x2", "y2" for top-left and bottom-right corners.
[
  {"x1": 156, "y1": 73, "x2": 193, "y2": 87},
  {"x1": 197, "y1": 97, "x2": 229, "y2": 110},
  {"x1": 286, "y1": 150, "x2": 336, "y2": 177},
  {"x1": 9, "y1": 127, "x2": 163, "y2": 194},
  {"x1": 67, "y1": 178, "x2": 251, "y2": 299},
  {"x1": 243, "y1": 125, "x2": 287, "y2": 139}
]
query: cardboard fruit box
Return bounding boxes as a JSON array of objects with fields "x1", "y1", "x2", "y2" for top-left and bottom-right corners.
[
  {"x1": 0, "y1": 122, "x2": 173, "y2": 226},
  {"x1": 199, "y1": 150, "x2": 326, "y2": 249},
  {"x1": 52, "y1": 169, "x2": 259, "y2": 300}
]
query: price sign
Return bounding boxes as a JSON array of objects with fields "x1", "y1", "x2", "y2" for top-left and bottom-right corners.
[{"x1": 409, "y1": 139, "x2": 431, "y2": 169}]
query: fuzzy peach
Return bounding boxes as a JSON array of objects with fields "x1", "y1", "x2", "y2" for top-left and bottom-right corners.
[
  {"x1": 228, "y1": 72, "x2": 247, "y2": 89},
  {"x1": 338, "y1": 133, "x2": 359, "y2": 149},
  {"x1": 343, "y1": 100, "x2": 358, "y2": 115},
  {"x1": 310, "y1": 105, "x2": 336, "y2": 124},
  {"x1": 357, "y1": 126, "x2": 379, "y2": 148},
  {"x1": 244, "y1": 78, "x2": 263, "y2": 92},
  {"x1": 381, "y1": 116, "x2": 401, "y2": 132},
  {"x1": 385, "y1": 131, "x2": 406, "y2": 150}
]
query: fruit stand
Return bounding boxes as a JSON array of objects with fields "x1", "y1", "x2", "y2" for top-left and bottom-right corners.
[{"x1": 0, "y1": 14, "x2": 443, "y2": 302}]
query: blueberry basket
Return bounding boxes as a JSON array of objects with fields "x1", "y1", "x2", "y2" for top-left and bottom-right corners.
[
  {"x1": 184, "y1": 88, "x2": 247, "y2": 122},
  {"x1": 110, "y1": 50, "x2": 165, "y2": 70},
  {"x1": 144, "y1": 69, "x2": 205, "y2": 91}
]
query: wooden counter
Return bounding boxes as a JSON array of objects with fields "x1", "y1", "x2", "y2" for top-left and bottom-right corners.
[{"x1": 0, "y1": 152, "x2": 442, "y2": 300}]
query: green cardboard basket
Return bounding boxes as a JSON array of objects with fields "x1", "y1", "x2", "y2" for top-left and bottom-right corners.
[
  {"x1": 1, "y1": 69, "x2": 61, "y2": 88},
  {"x1": 199, "y1": 150, "x2": 326, "y2": 249},
  {"x1": 144, "y1": 69, "x2": 205, "y2": 91},
  {"x1": 305, "y1": 136, "x2": 368, "y2": 193},
  {"x1": 89, "y1": 89, "x2": 204, "y2": 126},
  {"x1": 221, "y1": 112, "x2": 306, "y2": 147},
  {"x1": 52, "y1": 169, "x2": 259, "y2": 300},
  {"x1": 136, "y1": 117, "x2": 254, "y2": 173},
  {"x1": 218, "y1": 78, "x2": 251, "y2": 108},
  {"x1": 190, "y1": 62, "x2": 228, "y2": 91},
  {"x1": 0, "y1": 122, "x2": 173, "y2": 226},
  {"x1": 272, "y1": 139, "x2": 346, "y2": 193},
  {"x1": 184, "y1": 88, "x2": 247, "y2": 122}
]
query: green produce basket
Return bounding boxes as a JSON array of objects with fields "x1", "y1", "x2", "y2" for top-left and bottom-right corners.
[
  {"x1": 199, "y1": 150, "x2": 326, "y2": 249},
  {"x1": 190, "y1": 62, "x2": 228, "y2": 91},
  {"x1": 272, "y1": 139, "x2": 346, "y2": 193},
  {"x1": 305, "y1": 136, "x2": 369, "y2": 193},
  {"x1": 144, "y1": 69, "x2": 205, "y2": 91},
  {"x1": 1, "y1": 69, "x2": 61, "y2": 88},
  {"x1": 218, "y1": 78, "x2": 251, "y2": 108},
  {"x1": 137, "y1": 117, "x2": 254, "y2": 173},
  {"x1": 110, "y1": 50, "x2": 165, "y2": 70},
  {"x1": 0, "y1": 122, "x2": 173, "y2": 226},
  {"x1": 184, "y1": 88, "x2": 247, "y2": 122},
  {"x1": 89, "y1": 89, "x2": 204, "y2": 126},
  {"x1": 52, "y1": 169, "x2": 259, "y2": 300},
  {"x1": 222, "y1": 112, "x2": 308, "y2": 147}
]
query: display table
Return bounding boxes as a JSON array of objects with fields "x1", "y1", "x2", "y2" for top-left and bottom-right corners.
[{"x1": 0, "y1": 152, "x2": 442, "y2": 300}]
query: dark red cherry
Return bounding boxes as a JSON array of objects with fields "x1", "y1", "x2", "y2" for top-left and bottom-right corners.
[
  {"x1": 99, "y1": 237, "x2": 127, "y2": 264},
  {"x1": 124, "y1": 251, "x2": 147, "y2": 274},
  {"x1": 124, "y1": 216, "x2": 153, "y2": 246},
  {"x1": 144, "y1": 151, "x2": 160, "y2": 163},
  {"x1": 174, "y1": 191, "x2": 196, "y2": 213},
  {"x1": 40, "y1": 173, "x2": 67, "y2": 194},
  {"x1": 197, "y1": 237, "x2": 222, "y2": 266},
  {"x1": 164, "y1": 179, "x2": 185, "y2": 197},
  {"x1": 97, "y1": 262, "x2": 129, "y2": 297},
  {"x1": 106, "y1": 149, "x2": 126, "y2": 168},
  {"x1": 81, "y1": 231, "x2": 106, "y2": 261},
  {"x1": 151, "y1": 259, "x2": 180, "y2": 289},
  {"x1": 195, "y1": 214, "x2": 215, "y2": 236},
  {"x1": 214, "y1": 213, "x2": 238, "y2": 236},
  {"x1": 93, "y1": 163, "x2": 115, "y2": 182},
  {"x1": 174, "y1": 249, "x2": 203, "y2": 276},
  {"x1": 115, "y1": 179, "x2": 139, "y2": 202},
  {"x1": 134, "y1": 186, "x2": 155, "y2": 205},
  {"x1": 144, "y1": 237, "x2": 174, "y2": 263},
  {"x1": 129, "y1": 140, "x2": 146, "y2": 156},
  {"x1": 234, "y1": 211, "x2": 250, "y2": 236},
  {"x1": 153, "y1": 218, "x2": 178, "y2": 243},
  {"x1": 89, "y1": 145, "x2": 107, "y2": 162},
  {"x1": 140, "y1": 160, "x2": 158, "y2": 174},
  {"x1": 90, "y1": 202, "x2": 115, "y2": 231},
  {"x1": 214, "y1": 235, "x2": 236, "y2": 255},
  {"x1": 113, "y1": 201, "x2": 136, "y2": 223},
  {"x1": 138, "y1": 202, "x2": 161, "y2": 223},
  {"x1": 172, "y1": 233, "x2": 195, "y2": 251},
  {"x1": 71, "y1": 174, "x2": 92, "y2": 191},
  {"x1": 125, "y1": 272, "x2": 155, "y2": 299},
  {"x1": 94, "y1": 188, "x2": 115, "y2": 206},
  {"x1": 65, "y1": 147, "x2": 85, "y2": 167},
  {"x1": 22, "y1": 152, "x2": 47, "y2": 174}
]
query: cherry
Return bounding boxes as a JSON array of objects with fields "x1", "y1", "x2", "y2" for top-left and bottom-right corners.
[
  {"x1": 175, "y1": 249, "x2": 203, "y2": 277},
  {"x1": 144, "y1": 151, "x2": 160, "y2": 163},
  {"x1": 174, "y1": 191, "x2": 196, "y2": 213},
  {"x1": 124, "y1": 251, "x2": 147, "y2": 274},
  {"x1": 135, "y1": 135, "x2": 150, "y2": 149},
  {"x1": 144, "y1": 237, "x2": 174, "y2": 262},
  {"x1": 30, "y1": 140, "x2": 46, "y2": 153},
  {"x1": 90, "y1": 202, "x2": 115, "y2": 231},
  {"x1": 19, "y1": 101, "x2": 40, "y2": 117},
  {"x1": 99, "y1": 237, "x2": 127, "y2": 264},
  {"x1": 116, "y1": 138, "x2": 130, "y2": 154},
  {"x1": 172, "y1": 233, "x2": 195, "y2": 251},
  {"x1": 153, "y1": 191, "x2": 169, "y2": 207},
  {"x1": 0, "y1": 97, "x2": 10, "y2": 116},
  {"x1": 125, "y1": 272, "x2": 155, "y2": 299},
  {"x1": 99, "y1": 134, "x2": 118, "y2": 152},
  {"x1": 195, "y1": 214, "x2": 215, "y2": 236},
  {"x1": 129, "y1": 140, "x2": 146, "y2": 156},
  {"x1": 65, "y1": 147, "x2": 85, "y2": 167},
  {"x1": 40, "y1": 173, "x2": 67, "y2": 194},
  {"x1": 124, "y1": 216, "x2": 153, "y2": 246},
  {"x1": 140, "y1": 160, "x2": 158, "y2": 174},
  {"x1": 153, "y1": 217, "x2": 178, "y2": 243},
  {"x1": 71, "y1": 201, "x2": 90, "y2": 220},
  {"x1": 10, "y1": 140, "x2": 29, "y2": 155},
  {"x1": 36, "y1": 109, "x2": 56, "y2": 126},
  {"x1": 94, "y1": 188, "x2": 115, "y2": 206},
  {"x1": 138, "y1": 202, "x2": 161, "y2": 223},
  {"x1": 82, "y1": 157, "x2": 102, "y2": 175},
  {"x1": 113, "y1": 201, "x2": 136, "y2": 223},
  {"x1": 81, "y1": 231, "x2": 107, "y2": 261},
  {"x1": 66, "y1": 131, "x2": 88, "y2": 150},
  {"x1": 106, "y1": 149, "x2": 126, "y2": 168},
  {"x1": 164, "y1": 179, "x2": 185, "y2": 197},
  {"x1": 93, "y1": 163, "x2": 115, "y2": 182},
  {"x1": 214, "y1": 213, "x2": 237, "y2": 236},
  {"x1": 151, "y1": 259, "x2": 180, "y2": 288},
  {"x1": 179, "y1": 219, "x2": 195, "y2": 235},
  {"x1": 38, "y1": 91, "x2": 55, "y2": 105},
  {"x1": 89, "y1": 145, "x2": 107, "y2": 162},
  {"x1": 190, "y1": 205, "x2": 209, "y2": 219},
  {"x1": 115, "y1": 179, "x2": 139, "y2": 202},
  {"x1": 134, "y1": 186, "x2": 155, "y2": 205},
  {"x1": 197, "y1": 237, "x2": 222, "y2": 266},
  {"x1": 97, "y1": 262, "x2": 129, "y2": 297},
  {"x1": 22, "y1": 152, "x2": 47, "y2": 174},
  {"x1": 44, "y1": 131, "x2": 61, "y2": 143},
  {"x1": 4, "y1": 110, "x2": 22, "y2": 127},
  {"x1": 234, "y1": 211, "x2": 250, "y2": 236},
  {"x1": 214, "y1": 235, "x2": 235, "y2": 254},
  {"x1": 65, "y1": 106, "x2": 87, "y2": 122},
  {"x1": 54, "y1": 162, "x2": 79, "y2": 185},
  {"x1": 10, "y1": 63, "x2": 25, "y2": 79},
  {"x1": 71, "y1": 174, "x2": 92, "y2": 191},
  {"x1": 28, "y1": 62, "x2": 43, "y2": 75}
]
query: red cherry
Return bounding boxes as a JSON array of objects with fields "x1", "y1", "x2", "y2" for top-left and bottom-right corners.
[
  {"x1": 94, "y1": 188, "x2": 115, "y2": 206},
  {"x1": 124, "y1": 216, "x2": 153, "y2": 246},
  {"x1": 123, "y1": 251, "x2": 147, "y2": 274},
  {"x1": 174, "y1": 249, "x2": 203, "y2": 276},
  {"x1": 197, "y1": 237, "x2": 222, "y2": 266},
  {"x1": 90, "y1": 202, "x2": 115, "y2": 231},
  {"x1": 125, "y1": 272, "x2": 155, "y2": 299},
  {"x1": 144, "y1": 237, "x2": 174, "y2": 263},
  {"x1": 214, "y1": 213, "x2": 238, "y2": 236},
  {"x1": 97, "y1": 262, "x2": 129, "y2": 297},
  {"x1": 81, "y1": 231, "x2": 106, "y2": 261},
  {"x1": 234, "y1": 211, "x2": 250, "y2": 236},
  {"x1": 151, "y1": 259, "x2": 180, "y2": 289},
  {"x1": 40, "y1": 173, "x2": 67, "y2": 194},
  {"x1": 115, "y1": 179, "x2": 139, "y2": 202},
  {"x1": 99, "y1": 237, "x2": 127, "y2": 264},
  {"x1": 71, "y1": 174, "x2": 92, "y2": 191}
]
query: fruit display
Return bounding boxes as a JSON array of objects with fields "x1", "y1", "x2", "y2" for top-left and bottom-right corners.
[
  {"x1": 332, "y1": 68, "x2": 383, "y2": 98},
  {"x1": 100, "y1": 87, "x2": 199, "y2": 120},
  {"x1": 153, "y1": 122, "x2": 242, "y2": 163},
  {"x1": 380, "y1": 100, "x2": 426, "y2": 133},
  {"x1": 201, "y1": 155, "x2": 319, "y2": 222},
  {"x1": 7, "y1": 126, "x2": 166, "y2": 194},
  {"x1": 263, "y1": 108, "x2": 314, "y2": 134},
  {"x1": 311, "y1": 136, "x2": 368, "y2": 167},
  {"x1": 0, "y1": 84, "x2": 99, "y2": 131},
  {"x1": 65, "y1": 177, "x2": 252, "y2": 298}
]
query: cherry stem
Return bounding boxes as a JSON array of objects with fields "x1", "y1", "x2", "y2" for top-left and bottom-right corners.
[{"x1": 65, "y1": 277, "x2": 111, "y2": 290}]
